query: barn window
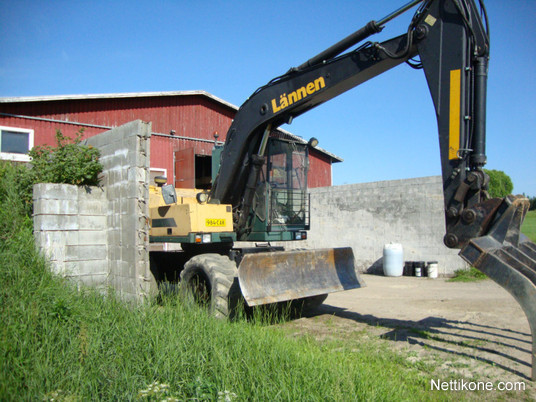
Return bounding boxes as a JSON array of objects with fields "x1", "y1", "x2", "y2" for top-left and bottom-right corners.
[{"x1": 0, "y1": 126, "x2": 34, "y2": 162}]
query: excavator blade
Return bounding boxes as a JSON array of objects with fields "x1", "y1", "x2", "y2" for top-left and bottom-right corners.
[
  {"x1": 238, "y1": 247, "x2": 365, "y2": 306},
  {"x1": 459, "y1": 196, "x2": 536, "y2": 380}
]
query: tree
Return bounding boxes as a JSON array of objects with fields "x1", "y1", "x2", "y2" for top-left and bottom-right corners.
[
  {"x1": 484, "y1": 169, "x2": 513, "y2": 198},
  {"x1": 529, "y1": 196, "x2": 536, "y2": 211}
]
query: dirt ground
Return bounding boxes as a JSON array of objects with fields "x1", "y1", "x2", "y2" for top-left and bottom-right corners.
[{"x1": 283, "y1": 274, "x2": 535, "y2": 395}]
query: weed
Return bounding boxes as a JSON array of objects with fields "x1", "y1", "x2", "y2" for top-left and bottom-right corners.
[{"x1": 448, "y1": 266, "x2": 488, "y2": 282}]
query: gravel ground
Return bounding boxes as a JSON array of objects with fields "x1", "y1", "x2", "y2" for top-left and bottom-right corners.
[{"x1": 283, "y1": 274, "x2": 535, "y2": 397}]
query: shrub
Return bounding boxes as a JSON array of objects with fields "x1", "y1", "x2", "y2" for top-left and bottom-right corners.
[
  {"x1": 484, "y1": 169, "x2": 513, "y2": 198},
  {"x1": 29, "y1": 129, "x2": 102, "y2": 187},
  {"x1": 0, "y1": 161, "x2": 37, "y2": 218},
  {"x1": 2, "y1": 129, "x2": 103, "y2": 217}
]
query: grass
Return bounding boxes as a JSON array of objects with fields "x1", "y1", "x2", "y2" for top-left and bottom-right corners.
[
  {"x1": 522, "y1": 210, "x2": 536, "y2": 242},
  {"x1": 0, "y1": 235, "x2": 436, "y2": 401},
  {"x1": 1, "y1": 162, "x2": 447, "y2": 401},
  {"x1": 448, "y1": 266, "x2": 488, "y2": 282}
]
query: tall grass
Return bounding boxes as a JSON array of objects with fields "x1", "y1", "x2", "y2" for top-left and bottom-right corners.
[
  {"x1": 1, "y1": 163, "x2": 438, "y2": 400},
  {"x1": 522, "y1": 210, "x2": 536, "y2": 242}
]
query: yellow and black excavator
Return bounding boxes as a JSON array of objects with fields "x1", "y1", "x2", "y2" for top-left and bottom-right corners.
[{"x1": 149, "y1": 0, "x2": 536, "y2": 378}]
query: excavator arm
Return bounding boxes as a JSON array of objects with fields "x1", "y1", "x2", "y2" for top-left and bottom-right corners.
[
  {"x1": 211, "y1": 0, "x2": 536, "y2": 379},
  {"x1": 211, "y1": 0, "x2": 497, "y2": 246}
]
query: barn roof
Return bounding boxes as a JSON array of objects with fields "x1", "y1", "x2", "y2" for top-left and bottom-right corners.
[
  {"x1": 0, "y1": 90, "x2": 342, "y2": 162},
  {"x1": 0, "y1": 90, "x2": 237, "y2": 110}
]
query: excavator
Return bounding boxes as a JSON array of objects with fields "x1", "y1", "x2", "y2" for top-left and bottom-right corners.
[{"x1": 149, "y1": 0, "x2": 536, "y2": 379}]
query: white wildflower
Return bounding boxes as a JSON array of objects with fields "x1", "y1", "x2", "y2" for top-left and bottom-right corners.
[{"x1": 218, "y1": 390, "x2": 238, "y2": 401}]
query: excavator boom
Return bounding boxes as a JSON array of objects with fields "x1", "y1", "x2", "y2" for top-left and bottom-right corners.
[{"x1": 211, "y1": 0, "x2": 493, "y2": 244}]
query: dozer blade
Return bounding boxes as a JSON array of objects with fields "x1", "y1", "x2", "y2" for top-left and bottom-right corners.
[
  {"x1": 460, "y1": 195, "x2": 536, "y2": 380},
  {"x1": 238, "y1": 247, "x2": 365, "y2": 306}
]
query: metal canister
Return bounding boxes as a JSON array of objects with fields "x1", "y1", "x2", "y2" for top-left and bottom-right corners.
[
  {"x1": 415, "y1": 261, "x2": 424, "y2": 277},
  {"x1": 404, "y1": 261, "x2": 414, "y2": 276},
  {"x1": 427, "y1": 261, "x2": 439, "y2": 278}
]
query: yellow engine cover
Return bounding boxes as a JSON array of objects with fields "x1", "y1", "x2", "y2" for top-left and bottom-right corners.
[{"x1": 149, "y1": 187, "x2": 233, "y2": 237}]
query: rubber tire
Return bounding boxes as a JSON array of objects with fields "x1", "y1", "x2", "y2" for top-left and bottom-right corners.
[{"x1": 180, "y1": 253, "x2": 239, "y2": 319}]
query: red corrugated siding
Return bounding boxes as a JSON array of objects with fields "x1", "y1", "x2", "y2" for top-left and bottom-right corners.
[
  {"x1": 308, "y1": 149, "x2": 332, "y2": 188},
  {"x1": 0, "y1": 115, "x2": 103, "y2": 147},
  {"x1": 0, "y1": 94, "x2": 332, "y2": 187},
  {"x1": 1, "y1": 95, "x2": 234, "y2": 143}
]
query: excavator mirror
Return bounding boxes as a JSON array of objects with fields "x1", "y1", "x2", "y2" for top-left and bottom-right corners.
[{"x1": 161, "y1": 184, "x2": 177, "y2": 205}]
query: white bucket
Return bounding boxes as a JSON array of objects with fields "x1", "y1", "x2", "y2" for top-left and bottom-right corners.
[
  {"x1": 427, "y1": 261, "x2": 438, "y2": 278},
  {"x1": 383, "y1": 243, "x2": 403, "y2": 277}
]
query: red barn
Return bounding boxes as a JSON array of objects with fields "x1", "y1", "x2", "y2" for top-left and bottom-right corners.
[{"x1": 0, "y1": 91, "x2": 341, "y2": 188}]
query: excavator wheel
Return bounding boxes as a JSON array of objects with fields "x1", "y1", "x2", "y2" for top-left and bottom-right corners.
[{"x1": 180, "y1": 253, "x2": 240, "y2": 319}]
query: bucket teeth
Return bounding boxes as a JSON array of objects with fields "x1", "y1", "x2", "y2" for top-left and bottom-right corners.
[
  {"x1": 457, "y1": 196, "x2": 536, "y2": 379},
  {"x1": 520, "y1": 237, "x2": 536, "y2": 257},
  {"x1": 460, "y1": 235, "x2": 536, "y2": 380},
  {"x1": 503, "y1": 244, "x2": 536, "y2": 272}
]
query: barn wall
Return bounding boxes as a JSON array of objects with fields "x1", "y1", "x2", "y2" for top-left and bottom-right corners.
[
  {"x1": 0, "y1": 94, "x2": 335, "y2": 188},
  {"x1": 0, "y1": 95, "x2": 234, "y2": 146},
  {"x1": 308, "y1": 148, "x2": 332, "y2": 187}
]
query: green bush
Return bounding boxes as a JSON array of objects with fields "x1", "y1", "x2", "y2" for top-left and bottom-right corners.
[
  {"x1": 484, "y1": 169, "x2": 513, "y2": 198},
  {"x1": 1, "y1": 129, "x2": 102, "y2": 217},
  {"x1": 0, "y1": 162, "x2": 35, "y2": 241},
  {"x1": 29, "y1": 129, "x2": 102, "y2": 187},
  {"x1": 0, "y1": 161, "x2": 36, "y2": 218}
]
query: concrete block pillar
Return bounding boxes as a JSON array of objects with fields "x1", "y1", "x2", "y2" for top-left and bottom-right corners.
[{"x1": 86, "y1": 120, "x2": 155, "y2": 301}]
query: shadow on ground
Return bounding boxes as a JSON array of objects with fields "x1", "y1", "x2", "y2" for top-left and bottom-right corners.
[{"x1": 308, "y1": 304, "x2": 532, "y2": 380}]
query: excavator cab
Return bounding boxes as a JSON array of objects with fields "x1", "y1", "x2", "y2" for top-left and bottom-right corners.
[{"x1": 249, "y1": 138, "x2": 310, "y2": 241}]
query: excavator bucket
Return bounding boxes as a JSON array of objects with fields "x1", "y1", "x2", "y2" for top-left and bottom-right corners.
[
  {"x1": 459, "y1": 195, "x2": 536, "y2": 380},
  {"x1": 238, "y1": 247, "x2": 365, "y2": 306}
]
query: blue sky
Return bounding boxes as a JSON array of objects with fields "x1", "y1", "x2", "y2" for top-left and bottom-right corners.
[{"x1": 1, "y1": 0, "x2": 534, "y2": 195}]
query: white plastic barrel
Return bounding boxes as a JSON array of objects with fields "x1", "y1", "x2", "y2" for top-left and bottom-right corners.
[
  {"x1": 427, "y1": 261, "x2": 438, "y2": 278},
  {"x1": 383, "y1": 243, "x2": 404, "y2": 277}
]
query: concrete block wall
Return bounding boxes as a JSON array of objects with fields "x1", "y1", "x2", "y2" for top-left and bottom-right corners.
[
  {"x1": 33, "y1": 184, "x2": 108, "y2": 288},
  {"x1": 284, "y1": 176, "x2": 466, "y2": 276},
  {"x1": 85, "y1": 120, "x2": 154, "y2": 301},
  {"x1": 34, "y1": 120, "x2": 155, "y2": 301}
]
